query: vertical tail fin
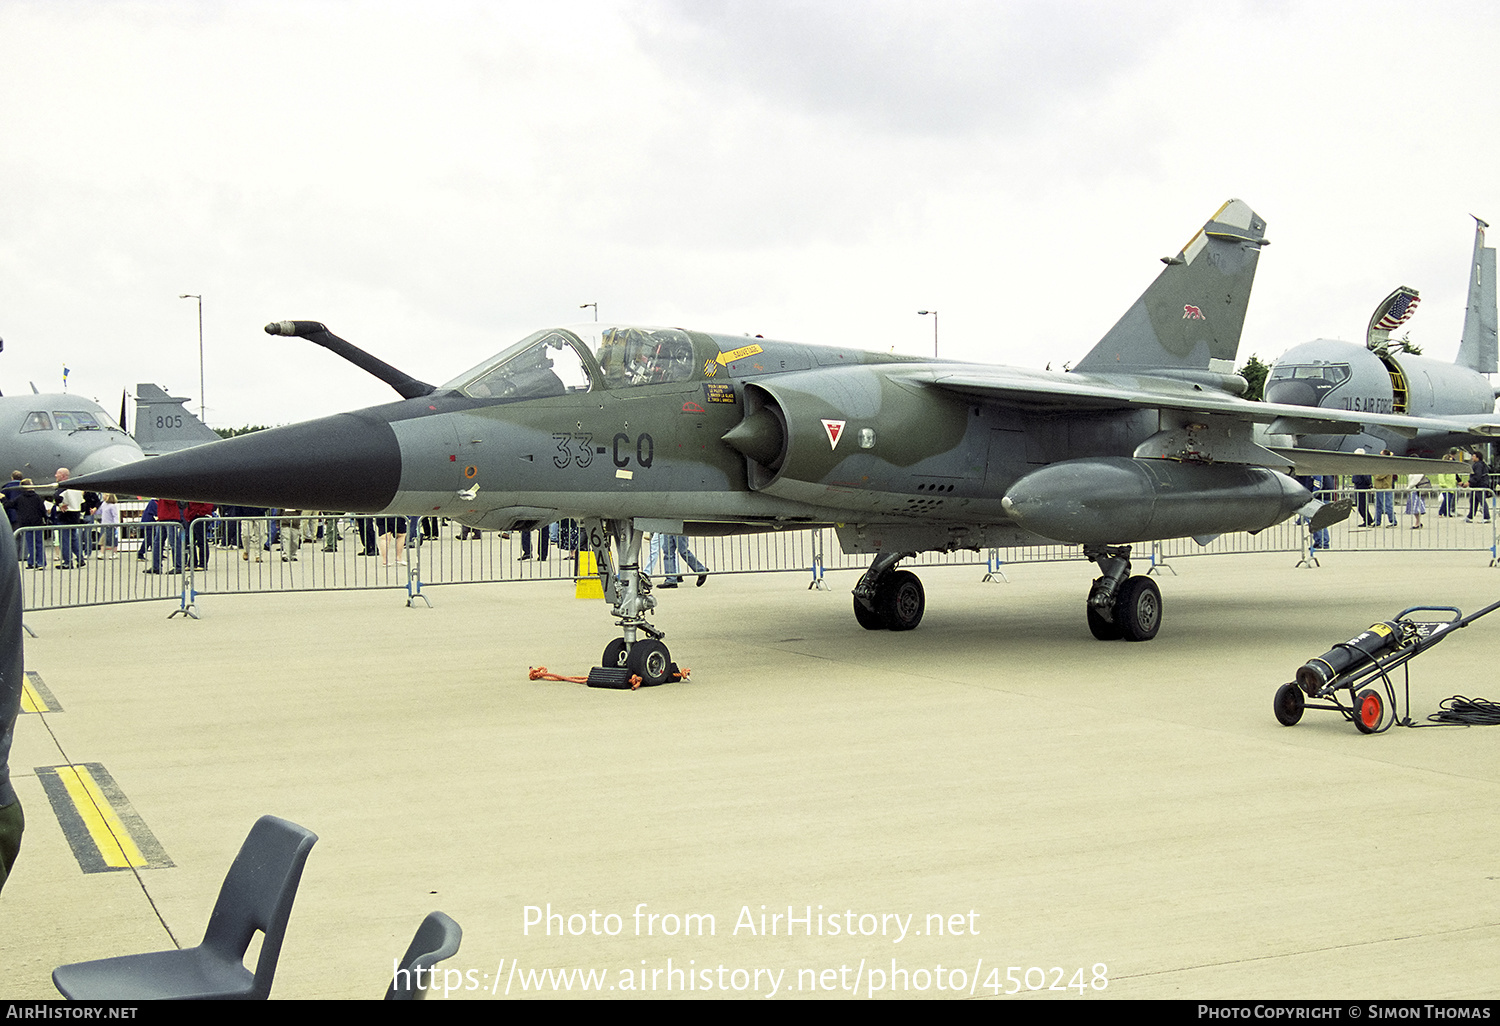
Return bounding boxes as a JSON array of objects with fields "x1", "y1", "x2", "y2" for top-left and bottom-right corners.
[
  {"x1": 132, "y1": 383, "x2": 221, "y2": 455},
  {"x1": 1075, "y1": 199, "x2": 1268, "y2": 374},
  {"x1": 1455, "y1": 216, "x2": 1497, "y2": 374}
]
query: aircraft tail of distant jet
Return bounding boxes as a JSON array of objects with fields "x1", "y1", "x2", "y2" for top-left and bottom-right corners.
[
  {"x1": 1455, "y1": 216, "x2": 1497, "y2": 374},
  {"x1": 1075, "y1": 198, "x2": 1268, "y2": 376},
  {"x1": 131, "y1": 383, "x2": 221, "y2": 456}
]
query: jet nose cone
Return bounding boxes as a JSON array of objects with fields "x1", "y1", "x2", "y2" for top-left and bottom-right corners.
[{"x1": 70, "y1": 412, "x2": 402, "y2": 510}]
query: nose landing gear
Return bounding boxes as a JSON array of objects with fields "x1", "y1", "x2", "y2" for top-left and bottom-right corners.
[{"x1": 587, "y1": 519, "x2": 683, "y2": 688}]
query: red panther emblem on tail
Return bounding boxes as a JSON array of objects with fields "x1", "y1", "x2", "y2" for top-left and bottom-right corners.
[{"x1": 1183, "y1": 304, "x2": 1205, "y2": 320}]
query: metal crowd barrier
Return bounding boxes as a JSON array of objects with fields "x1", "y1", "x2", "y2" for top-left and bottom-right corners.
[
  {"x1": 1149, "y1": 488, "x2": 1497, "y2": 568},
  {"x1": 14, "y1": 489, "x2": 1497, "y2": 616},
  {"x1": 15, "y1": 523, "x2": 193, "y2": 614}
]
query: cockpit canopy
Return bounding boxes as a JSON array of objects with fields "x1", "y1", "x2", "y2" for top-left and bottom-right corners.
[
  {"x1": 595, "y1": 326, "x2": 696, "y2": 387},
  {"x1": 1265, "y1": 360, "x2": 1352, "y2": 404},
  {"x1": 19, "y1": 410, "x2": 113, "y2": 433},
  {"x1": 443, "y1": 324, "x2": 701, "y2": 401}
]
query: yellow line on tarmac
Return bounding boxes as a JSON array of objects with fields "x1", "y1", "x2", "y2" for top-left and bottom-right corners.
[
  {"x1": 55, "y1": 765, "x2": 147, "y2": 869},
  {"x1": 21, "y1": 671, "x2": 59, "y2": 713}
]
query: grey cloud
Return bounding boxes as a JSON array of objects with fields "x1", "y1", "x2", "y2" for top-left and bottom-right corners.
[{"x1": 631, "y1": 0, "x2": 1189, "y2": 137}]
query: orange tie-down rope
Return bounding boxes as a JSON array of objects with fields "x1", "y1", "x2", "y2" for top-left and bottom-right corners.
[{"x1": 528, "y1": 666, "x2": 691, "y2": 689}]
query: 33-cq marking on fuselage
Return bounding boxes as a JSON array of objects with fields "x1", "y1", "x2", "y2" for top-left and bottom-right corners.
[{"x1": 553, "y1": 432, "x2": 595, "y2": 469}]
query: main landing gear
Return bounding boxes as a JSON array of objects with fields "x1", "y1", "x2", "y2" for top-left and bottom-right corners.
[
  {"x1": 848, "y1": 546, "x2": 1164, "y2": 641},
  {"x1": 1083, "y1": 544, "x2": 1161, "y2": 642},
  {"x1": 587, "y1": 518, "x2": 681, "y2": 687},
  {"x1": 852, "y1": 551, "x2": 925, "y2": 631}
]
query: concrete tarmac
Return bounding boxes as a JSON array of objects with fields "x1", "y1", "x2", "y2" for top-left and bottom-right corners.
[{"x1": 3, "y1": 549, "x2": 1498, "y2": 1000}]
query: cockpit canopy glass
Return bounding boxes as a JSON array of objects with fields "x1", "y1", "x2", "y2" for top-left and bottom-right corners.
[
  {"x1": 52, "y1": 411, "x2": 103, "y2": 432},
  {"x1": 443, "y1": 324, "x2": 701, "y2": 399},
  {"x1": 1268, "y1": 362, "x2": 1351, "y2": 385},
  {"x1": 22, "y1": 411, "x2": 108, "y2": 433},
  {"x1": 447, "y1": 329, "x2": 594, "y2": 400},
  {"x1": 594, "y1": 326, "x2": 696, "y2": 388}
]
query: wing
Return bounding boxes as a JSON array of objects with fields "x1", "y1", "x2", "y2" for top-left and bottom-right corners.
[
  {"x1": 908, "y1": 365, "x2": 1500, "y2": 441},
  {"x1": 1265, "y1": 448, "x2": 1458, "y2": 477}
]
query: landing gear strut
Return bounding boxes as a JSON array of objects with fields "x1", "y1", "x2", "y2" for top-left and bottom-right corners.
[
  {"x1": 590, "y1": 518, "x2": 678, "y2": 687},
  {"x1": 1083, "y1": 544, "x2": 1161, "y2": 642},
  {"x1": 851, "y1": 551, "x2": 925, "y2": 631}
]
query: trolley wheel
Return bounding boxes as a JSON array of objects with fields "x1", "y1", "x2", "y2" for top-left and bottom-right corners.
[
  {"x1": 1353, "y1": 688, "x2": 1384, "y2": 734},
  {"x1": 602, "y1": 638, "x2": 628, "y2": 669},
  {"x1": 1273, "y1": 682, "x2": 1305, "y2": 726}
]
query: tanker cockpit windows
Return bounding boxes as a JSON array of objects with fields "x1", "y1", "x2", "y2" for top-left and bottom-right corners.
[
  {"x1": 457, "y1": 330, "x2": 593, "y2": 400},
  {"x1": 20, "y1": 412, "x2": 52, "y2": 433},
  {"x1": 53, "y1": 411, "x2": 102, "y2": 432},
  {"x1": 1268, "y1": 362, "x2": 1351, "y2": 400},
  {"x1": 595, "y1": 327, "x2": 696, "y2": 388}
]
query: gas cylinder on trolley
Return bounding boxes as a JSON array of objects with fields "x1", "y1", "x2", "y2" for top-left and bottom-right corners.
[{"x1": 1294, "y1": 620, "x2": 1407, "y2": 695}]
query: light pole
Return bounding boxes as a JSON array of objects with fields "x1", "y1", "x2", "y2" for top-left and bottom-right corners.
[
  {"x1": 580, "y1": 302, "x2": 598, "y2": 321},
  {"x1": 917, "y1": 309, "x2": 938, "y2": 357},
  {"x1": 179, "y1": 293, "x2": 204, "y2": 422}
]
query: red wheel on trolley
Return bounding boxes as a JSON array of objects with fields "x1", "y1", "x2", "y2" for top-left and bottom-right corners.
[{"x1": 1353, "y1": 688, "x2": 1384, "y2": 734}]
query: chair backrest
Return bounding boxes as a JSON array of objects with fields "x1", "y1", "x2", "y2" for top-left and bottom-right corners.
[
  {"x1": 200, "y1": 815, "x2": 318, "y2": 999},
  {"x1": 386, "y1": 911, "x2": 463, "y2": 1000}
]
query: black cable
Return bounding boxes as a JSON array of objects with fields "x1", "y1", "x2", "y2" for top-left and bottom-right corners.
[{"x1": 1426, "y1": 695, "x2": 1500, "y2": 726}]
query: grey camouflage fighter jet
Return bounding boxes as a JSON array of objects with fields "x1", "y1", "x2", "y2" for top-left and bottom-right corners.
[
  {"x1": 71, "y1": 200, "x2": 1500, "y2": 683},
  {"x1": 1267, "y1": 216, "x2": 1499, "y2": 455}
]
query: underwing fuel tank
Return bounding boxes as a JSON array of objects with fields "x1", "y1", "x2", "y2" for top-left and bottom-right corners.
[{"x1": 1000, "y1": 457, "x2": 1311, "y2": 544}]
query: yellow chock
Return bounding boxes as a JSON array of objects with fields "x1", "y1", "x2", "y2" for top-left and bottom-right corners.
[{"x1": 575, "y1": 551, "x2": 605, "y2": 599}]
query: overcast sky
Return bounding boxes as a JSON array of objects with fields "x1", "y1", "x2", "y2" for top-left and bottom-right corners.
[{"x1": 3, "y1": 0, "x2": 1498, "y2": 428}]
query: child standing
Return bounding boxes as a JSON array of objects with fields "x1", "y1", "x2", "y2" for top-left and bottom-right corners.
[{"x1": 99, "y1": 494, "x2": 121, "y2": 557}]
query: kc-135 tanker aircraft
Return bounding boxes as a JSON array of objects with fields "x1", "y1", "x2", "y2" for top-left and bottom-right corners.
[
  {"x1": 1267, "y1": 216, "x2": 1499, "y2": 454},
  {"x1": 73, "y1": 200, "x2": 1500, "y2": 684}
]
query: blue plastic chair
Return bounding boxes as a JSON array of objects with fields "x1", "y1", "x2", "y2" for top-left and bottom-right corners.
[
  {"x1": 385, "y1": 911, "x2": 463, "y2": 999},
  {"x1": 53, "y1": 815, "x2": 318, "y2": 1000}
]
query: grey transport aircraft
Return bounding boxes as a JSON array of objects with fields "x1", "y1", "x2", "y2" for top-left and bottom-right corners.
[
  {"x1": 0, "y1": 372, "x2": 144, "y2": 484},
  {"x1": 71, "y1": 200, "x2": 1500, "y2": 683},
  {"x1": 0, "y1": 375, "x2": 219, "y2": 488},
  {"x1": 1267, "y1": 216, "x2": 1499, "y2": 455}
]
